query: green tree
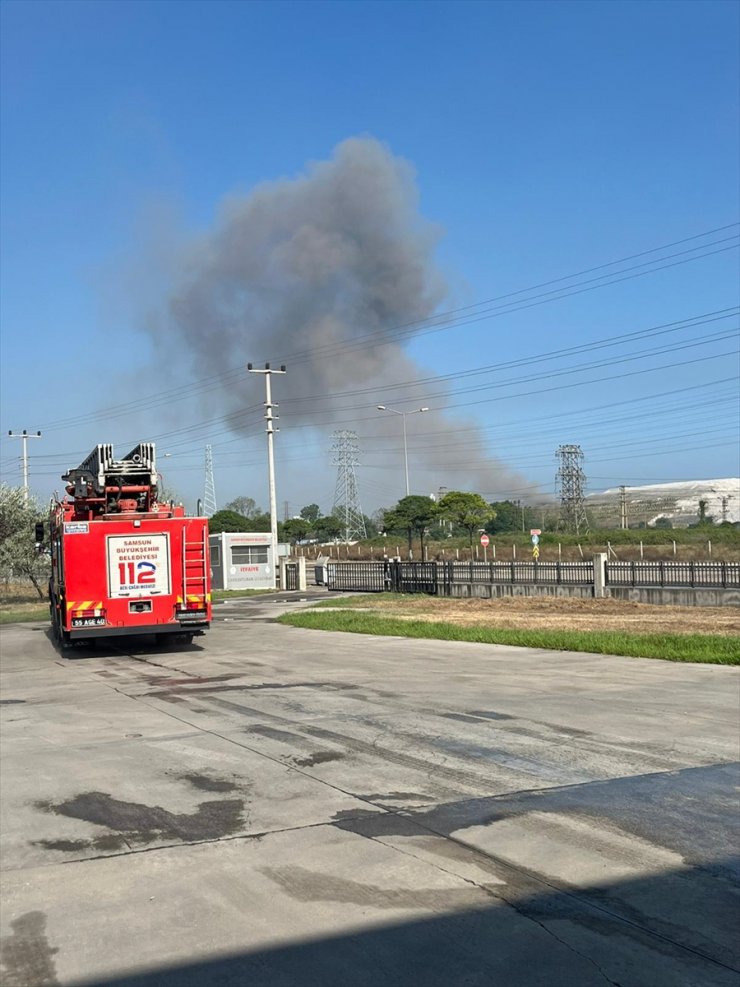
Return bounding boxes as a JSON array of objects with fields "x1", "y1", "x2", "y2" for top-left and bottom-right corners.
[
  {"x1": 383, "y1": 495, "x2": 439, "y2": 556},
  {"x1": 438, "y1": 491, "x2": 495, "y2": 547},
  {"x1": 0, "y1": 485, "x2": 49, "y2": 598},
  {"x1": 282, "y1": 517, "x2": 313, "y2": 544},
  {"x1": 314, "y1": 514, "x2": 343, "y2": 542},
  {"x1": 696, "y1": 499, "x2": 715, "y2": 526},
  {"x1": 224, "y1": 496, "x2": 260, "y2": 518},
  {"x1": 486, "y1": 500, "x2": 539, "y2": 534},
  {"x1": 247, "y1": 511, "x2": 271, "y2": 532},
  {"x1": 299, "y1": 504, "x2": 321, "y2": 523},
  {"x1": 486, "y1": 500, "x2": 521, "y2": 533},
  {"x1": 207, "y1": 509, "x2": 251, "y2": 534}
]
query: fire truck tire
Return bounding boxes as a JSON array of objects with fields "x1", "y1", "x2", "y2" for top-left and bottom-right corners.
[
  {"x1": 52, "y1": 607, "x2": 71, "y2": 650},
  {"x1": 179, "y1": 632, "x2": 195, "y2": 646}
]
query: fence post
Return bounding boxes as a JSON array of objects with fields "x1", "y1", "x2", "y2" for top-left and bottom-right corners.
[
  {"x1": 631, "y1": 560, "x2": 636, "y2": 586},
  {"x1": 690, "y1": 560, "x2": 695, "y2": 588},
  {"x1": 510, "y1": 560, "x2": 515, "y2": 583},
  {"x1": 556, "y1": 560, "x2": 561, "y2": 584},
  {"x1": 593, "y1": 553, "x2": 607, "y2": 598},
  {"x1": 659, "y1": 560, "x2": 664, "y2": 587}
]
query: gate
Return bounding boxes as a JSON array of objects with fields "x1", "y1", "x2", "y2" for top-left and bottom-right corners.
[
  {"x1": 326, "y1": 560, "x2": 439, "y2": 594},
  {"x1": 284, "y1": 562, "x2": 299, "y2": 591}
]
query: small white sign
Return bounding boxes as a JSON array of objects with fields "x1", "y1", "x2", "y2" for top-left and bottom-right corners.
[{"x1": 64, "y1": 522, "x2": 89, "y2": 534}]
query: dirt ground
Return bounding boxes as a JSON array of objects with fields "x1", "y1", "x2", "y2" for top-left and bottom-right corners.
[{"x1": 337, "y1": 595, "x2": 740, "y2": 637}]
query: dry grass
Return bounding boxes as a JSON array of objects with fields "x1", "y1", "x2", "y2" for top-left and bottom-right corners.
[{"x1": 322, "y1": 594, "x2": 740, "y2": 638}]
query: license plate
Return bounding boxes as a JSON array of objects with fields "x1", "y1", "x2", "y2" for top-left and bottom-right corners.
[
  {"x1": 178, "y1": 611, "x2": 207, "y2": 623},
  {"x1": 71, "y1": 617, "x2": 106, "y2": 628}
]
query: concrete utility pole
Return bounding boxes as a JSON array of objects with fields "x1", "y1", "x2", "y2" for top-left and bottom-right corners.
[
  {"x1": 377, "y1": 405, "x2": 429, "y2": 497},
  {"x1": 7, "y1": 430, "x2": 42, "y2": 503},
  {"x1": 248, "y1": 363, "x2": 286, "y2": 586},
  {"x1": 619, "y1": 485, "x2": 628, "y2": 529}
]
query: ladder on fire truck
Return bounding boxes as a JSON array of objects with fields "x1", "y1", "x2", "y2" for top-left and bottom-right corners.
[{"x1": 182, "y1": 526, "x2": 209, "y2": 608}]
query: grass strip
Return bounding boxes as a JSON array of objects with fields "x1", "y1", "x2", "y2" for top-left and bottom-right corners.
[
  {"x1": 278, "y1": 610, "x2": 740, "y2": 664},
  {"x1": 0, "y1": 606, "x2": 49, "y2": 625}
]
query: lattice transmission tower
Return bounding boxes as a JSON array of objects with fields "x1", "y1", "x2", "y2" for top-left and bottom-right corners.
[
  {"x1": 204, "y1": 444, "x2": 217, "y2": 517},
  {"x1": 331, "y1": 430, "x2": 367, "y2": 542},
  {"x1": 555, "y1": 444, "x2": 589, "y2": 534}
]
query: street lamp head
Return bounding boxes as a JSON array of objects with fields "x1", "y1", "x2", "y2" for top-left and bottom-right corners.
[
  {"x1": 419, "y1": 407, "x2": 429, "y2": 413},
  {"x1": 377, "y1": 405, "x2": 386, "y2": 411}
]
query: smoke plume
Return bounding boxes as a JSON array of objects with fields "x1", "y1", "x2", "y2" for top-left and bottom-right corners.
[{"x1": 161, "y1": 138, "x2": 533, "y2": 503}]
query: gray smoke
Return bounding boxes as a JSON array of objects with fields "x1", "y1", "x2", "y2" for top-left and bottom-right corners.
[{"x1": 162, "y1": 138, "x2": 533, "y2": 502}]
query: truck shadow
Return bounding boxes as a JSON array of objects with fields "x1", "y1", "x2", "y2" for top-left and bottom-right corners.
[
  {"x1": 33, "y1": 856, "x2": 740, "y2": 987},
  {"x1": 42, "y1": 628, "x2": 205, "y2": 660}
]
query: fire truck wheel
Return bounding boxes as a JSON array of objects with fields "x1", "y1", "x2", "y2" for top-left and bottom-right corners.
[
  {"x1": 52, "y1": 608, "x2": 71, "y2": 650},
  {"x1": 179, "y1": 632, "x2": 195, "y2": 646}
]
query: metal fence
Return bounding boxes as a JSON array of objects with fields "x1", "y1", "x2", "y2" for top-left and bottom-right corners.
[
  {"x1": 606, "y1": 560, "x2": 739, "y2": 588},
  {"x1": 443, "y1": 560, "x2": 594, "y2": 586},
  {"x1": 325, "y1": 559, "x2": 740, "y2": 594}
]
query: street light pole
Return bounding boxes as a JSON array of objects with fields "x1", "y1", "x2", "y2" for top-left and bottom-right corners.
[
  {"x1": 377, "y1": 406, "x2": 429, "y2": 497},
  {"x1": 248, "y1": 363, "x2": 286, "y2": 587},
  {"x1": 7, "y1": 430, "x2": 42, "y2": 503}
]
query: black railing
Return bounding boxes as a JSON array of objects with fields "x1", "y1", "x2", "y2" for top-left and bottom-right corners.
[
  {"x1": 444, "y1": 561, "x2": 595, "y2": 585},
  {"x1": 605, "y1": 560, "x2": 738, "y2": 588},
  {"x1": 325, "y1": 559, "x2": 740, "y2": 594}
]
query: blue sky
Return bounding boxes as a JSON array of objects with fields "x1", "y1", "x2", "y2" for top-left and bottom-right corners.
[{"x1": 1, "y1": 0, "x2": 738, "y2": 515}]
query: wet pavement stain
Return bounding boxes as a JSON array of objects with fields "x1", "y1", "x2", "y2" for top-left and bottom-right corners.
[
  {"x1": 36, "y1": 834, "x2": 129, "y2": 853},
  {"x1": 145, "y1": 681, "x2": 360, "y2": 698},
  {"x1": 150, "y1": 673, "x2": 244, "y2": 687},
  {"x1": 260, "y1": 865, "x2": 489, "y2": 911},
  {"x1": 0, "y1": 911, "x2": 60, "y2": 986},
  {"x1": 178, "y1": 772, "x2": 240, "y2": 793},
  {"x1": 0, "y1": 700, "x2": 26, "y2": 705},
  {"x1": 34, "y1": 791, "x2": 245, "y2": 845},
  {"x1": 360, "y1": 791, "x2": 433, "y2": 803},
  {"x1": 292, "y1": 751, "x2": 345, "y2": 767},
  {"x1": 247, "y1": 724, "x2": 312, "y2": 745}
]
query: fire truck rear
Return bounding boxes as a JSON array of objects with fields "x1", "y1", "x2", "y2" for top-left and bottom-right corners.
[{"x1": 48, "y1": 443, "x2": 211, "y2": 647}]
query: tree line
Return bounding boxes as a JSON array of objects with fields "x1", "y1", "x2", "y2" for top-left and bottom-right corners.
[{"x1": 209, "y1": 491, "x2": 544, "y2": 550}]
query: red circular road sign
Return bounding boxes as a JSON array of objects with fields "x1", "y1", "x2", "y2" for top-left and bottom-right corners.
[{"x1": 480, "y1": 534, "x2": 490, "y2": 547}]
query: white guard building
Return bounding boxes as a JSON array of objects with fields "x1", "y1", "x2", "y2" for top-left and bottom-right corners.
[{"x1": 209, "y1": 532, "x2": 286, "y2": 591}]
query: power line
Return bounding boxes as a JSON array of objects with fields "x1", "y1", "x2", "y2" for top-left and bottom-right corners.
[{"x1": 29, "y1": 225, "x2": 739, "y2": 432}]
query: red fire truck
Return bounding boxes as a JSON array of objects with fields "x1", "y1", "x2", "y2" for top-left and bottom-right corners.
[{"x1": 47, "y1": 443, "x2": 211, "y2": 648}]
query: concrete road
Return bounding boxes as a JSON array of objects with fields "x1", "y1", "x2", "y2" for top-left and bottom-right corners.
[{"x1": 1, "y1": 593, "x2": 738, "y2": 987}]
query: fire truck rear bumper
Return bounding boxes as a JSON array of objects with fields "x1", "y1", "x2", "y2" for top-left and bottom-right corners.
[{"x1": 68, "y1": 622, "x2": 209, "y2": 640}]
